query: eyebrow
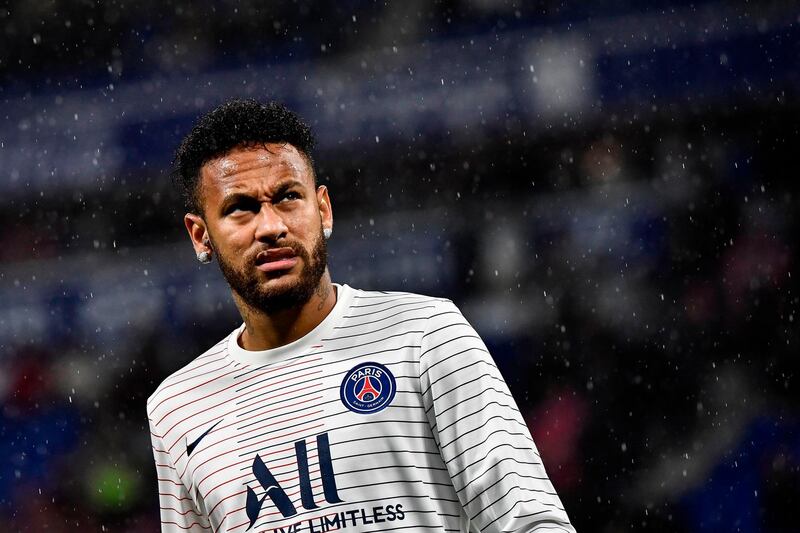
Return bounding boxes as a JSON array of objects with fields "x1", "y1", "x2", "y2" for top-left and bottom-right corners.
[
  {"x1": 219, "y1": 179, "x2": 306, "y2": 211},
  {"x1": 270, "y1": 179, "x2": 306, "y2": 197}
]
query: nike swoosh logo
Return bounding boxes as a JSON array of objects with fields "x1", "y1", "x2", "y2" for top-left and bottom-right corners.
[{"x1": 186, "y1": 419, "x2": 222, "y2": 456}]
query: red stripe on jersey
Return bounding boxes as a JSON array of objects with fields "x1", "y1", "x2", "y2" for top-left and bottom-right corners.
[
  {"x1": 161, "y1": 505, "x2": 204, "y2": 516},
  {"x1": 190, "y1": 411, "x2": 322, "y2": 491},
  {"x1": 208, "y1": 488, "x2": 246, "y2": 522},
  {"x1": 198, "y1": 451, "x2": 320, "y2": 496},
  {"x1": 165, "y1": 364, "x2": 323, "y2": 449},
  {"x1": 232, "y1": 395, "x2": 322, "y2": 428},
  {"x1": 153, "y1": 366, "x2": 242, "y2": 421},
  {"x1": 170, "y1": 376, "x2": 324, "y2": 464},
  {"x1": 221, "y1": 481, "x2": 324, "y2": 531},
  {"x1": 205, "y1": 461, "x2": 321, "y2": 513},
  {"x1": 147, "y1": 347, "x2": 226, "y2": 407},
  {"x1": 184, "y1": 418, "x2": 325, "y2": 483},
  {"x1": 210, "y1": 475, "x2": 323, "y2": 528},
  {"x1": 160, "y1": 520, "x2": 211, "y2": 530},
  {"x1": 159, "y1": 492, "x2": 194, "y2": 502},
  {"x1": 234, "y1": 370, "x2": 324, "y2": 412},
  {"x1": 200, "y1": 423, "x2": 324, "y2": 503},
  {"x1": 173, "y1": 391, "x2": 322, "y2": 463},
  {"x1": 157, "y1": 357, "x2": 322, "y2": 430},
  {"x1": 233, "y1": 410, "x2": 324, "y2": 447},
  {"x1": 193, "y1": 421, "x2": 322, "y2": 492},
  {"x1": 157, "y1": 358, "x2": 233, "y2": 394}
]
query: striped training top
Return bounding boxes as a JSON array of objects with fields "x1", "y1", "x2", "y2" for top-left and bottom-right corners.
[{"x1": 147, "y1": 283, "x2": 575, "y2": 533}]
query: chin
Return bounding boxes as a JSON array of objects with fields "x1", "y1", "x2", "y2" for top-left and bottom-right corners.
[
  {"x1": 264, "y1": 275, "x2": 302, "y2": 291},
  {"x1": 243, "y1": 276, "x2": 319, "y2": 313}
]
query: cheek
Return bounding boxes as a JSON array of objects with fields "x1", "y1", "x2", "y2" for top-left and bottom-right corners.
[
  {"x1": 216, "y1": 225, "x2": 253, "y2": 254},
  {"x1": 287, "y1": 209, "x2": 321, "y2": 235}
]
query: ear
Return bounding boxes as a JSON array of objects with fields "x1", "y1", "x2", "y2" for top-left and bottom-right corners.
[
  {"x1": 184, "y1": 213, "x2": 212, "y2": 254},
  {"x1": 316, "y1": 185, "x2": 333, "y2": 232}
]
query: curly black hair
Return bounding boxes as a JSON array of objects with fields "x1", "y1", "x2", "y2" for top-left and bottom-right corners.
[{"x1": 173, "y1": 99, "x2": 316, "y2": 214}]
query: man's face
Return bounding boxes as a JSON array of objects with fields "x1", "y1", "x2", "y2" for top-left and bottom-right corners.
[{"x1": 188, "y1": 143, "x2": 332, "y2": 313}]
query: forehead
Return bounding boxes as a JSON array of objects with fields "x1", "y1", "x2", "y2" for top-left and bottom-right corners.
[{"x1": 199, "y1": 143, "x2": 313, "y2": 198}]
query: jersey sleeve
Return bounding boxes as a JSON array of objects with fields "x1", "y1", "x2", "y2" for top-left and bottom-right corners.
[
  {"x1": 418, "y1": 299, "x2": 576, "y2": 533},
  {"x1": 148, "y1": 416, "x2": 212, "y2": 532}
]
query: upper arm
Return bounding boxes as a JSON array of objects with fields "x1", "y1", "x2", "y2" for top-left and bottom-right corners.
[
  {"x1": 418, "y1": 299, "x2": 575, "y2": 533},
  {"x1": 149, "y1": 416, "x2": 212, "y2": 532}
]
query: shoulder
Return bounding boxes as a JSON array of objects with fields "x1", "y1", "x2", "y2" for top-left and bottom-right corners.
[
  {"x1": 346, "y1": 286, "x2": 455, "y2": 318},
  {"x1": 342, "y1": 285, "x2": 470, "y2": 333},
  {"x1": 348, "y1": 286, "x2": 447, "y2": 304},
  {"x1": 145, "y1": 331, "x2": 233, "y2": 420}
]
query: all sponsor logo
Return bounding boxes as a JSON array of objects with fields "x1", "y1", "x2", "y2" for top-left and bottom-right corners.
[
  {"x1": 245, "y1": 433, "x2": 342, "y2": 530},
  {"x1": 244, "y1": 431, "x2": 407, "y2": 532}
]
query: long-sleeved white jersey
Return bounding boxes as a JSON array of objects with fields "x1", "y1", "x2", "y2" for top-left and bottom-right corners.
[{"x1": 147, "y1": 284, "x2": 575, "y2": 533}]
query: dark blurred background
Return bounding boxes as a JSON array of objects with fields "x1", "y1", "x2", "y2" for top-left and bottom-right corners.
[{"x1": 1, "y1": 1, "x2": 798, "y2": 531}]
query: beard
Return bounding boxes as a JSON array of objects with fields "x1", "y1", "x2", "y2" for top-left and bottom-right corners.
[{"x1": 213, "y1": 228, "x2": 328, "y2": 313}]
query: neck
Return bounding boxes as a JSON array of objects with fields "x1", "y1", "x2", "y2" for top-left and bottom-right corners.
[{"x1": 234, "y1": 271, "x2": 337, "y2": 351}]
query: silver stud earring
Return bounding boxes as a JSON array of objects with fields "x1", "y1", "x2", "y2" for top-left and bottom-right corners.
[
  {"x1": 323, "y1": 227, "x2": 332, "y2": 240},
  {"x1": 197, "y1": 238, "x2": 212, "y2": 263}
]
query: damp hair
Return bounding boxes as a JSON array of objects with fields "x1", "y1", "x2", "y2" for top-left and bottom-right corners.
[{"x1": 173, "y1": 99, "x2": 317, "y2": 214}]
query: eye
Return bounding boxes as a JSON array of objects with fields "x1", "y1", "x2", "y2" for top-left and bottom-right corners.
[
  {"x1": 278, "y1": 191, "x2": 301, "y2": 203},
  {"x1": 224, "y1": 199, "x2": 259, "y2": 215}
]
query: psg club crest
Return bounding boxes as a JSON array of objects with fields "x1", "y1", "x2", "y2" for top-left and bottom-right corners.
[{"x1": 340, "y1": 362, "x2": 396, "y2": 414}]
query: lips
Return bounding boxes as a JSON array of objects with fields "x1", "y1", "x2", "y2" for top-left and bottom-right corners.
[{"x1": 255, "y1": 247, "x2": 299, "y2": 273}]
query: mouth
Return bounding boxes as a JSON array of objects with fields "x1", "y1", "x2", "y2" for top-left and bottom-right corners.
[{"x1": 254, "y1": 248, "x2": 299, "y2": 273}]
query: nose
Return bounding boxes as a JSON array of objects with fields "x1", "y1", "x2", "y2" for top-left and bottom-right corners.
[{"x1": 253, "y1": 203, "x2": 289, "y2": 243}]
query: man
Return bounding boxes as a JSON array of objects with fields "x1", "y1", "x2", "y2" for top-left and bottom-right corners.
[{"x1": 147, "y1": 99, "x2": 576, "y2": 533}]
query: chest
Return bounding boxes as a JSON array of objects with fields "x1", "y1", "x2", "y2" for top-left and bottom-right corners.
[{"x1": 176, "y1": 345, "x2": 428, "y2": 531}]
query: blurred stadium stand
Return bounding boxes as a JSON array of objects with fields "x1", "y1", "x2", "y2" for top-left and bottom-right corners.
[{"x1": 1, "y1": 1, "x2": 797, "y2": 531}]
